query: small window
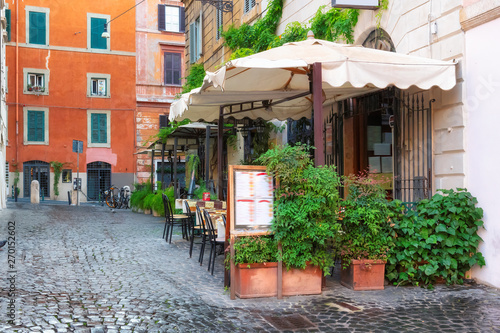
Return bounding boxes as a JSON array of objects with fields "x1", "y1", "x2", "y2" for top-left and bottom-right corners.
[
  {"x1": 216, "y1": 8, "x2": 223, "y2": 41},
  {"x1": 158, "y1": 5, "x2": 185, "y2": 33},
  {"x1": 189, "y1": 15, "x2": 202, "y2": 63},
  {"x1": 25, "y1": 6, "x2": 49, "y2": 46},
  {"x1": 91, "y1": 78, "x2": 107, "y2": 96},
  {"x1": 159, "y1": 115, "x2": 169, "y2": 129},
  {"x1": 23, "y1": 106, "x2": 49, "y2": 145},
  {"x1": 27, "y1": 73, "x2": 45, "y2": 92},
  {"x1": 87, "y1": 73, "x2": 110, "y2": 98},
  {"x1": 23, "y1": 68, "x2": 49, "y2": 95},
  {"x1": 87, "y1": 110, "x2": 110, "y2": 148},
  {"x1": 164, "y1": 52, "x2": 181, "y2": 86},
  {"x1": 87, "y1": 13, "x2": 110, "y2": 51},
  {"x1": 244, "y1": 0, "x2": 256, "y2": 13},
  {"x1": 62, "y1": 169, "x2": 72, "y2": 183},
  {"x1": 5, "y1": 9, "x2": 11, "y2": 42}
]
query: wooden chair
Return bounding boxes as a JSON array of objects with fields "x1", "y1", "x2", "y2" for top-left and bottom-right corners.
[{"x1": 162, "y1": 193, "x2": 188, "y2": 244}]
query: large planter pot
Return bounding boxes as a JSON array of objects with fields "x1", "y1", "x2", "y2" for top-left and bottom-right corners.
[
  {"x1": 152, "y1": 209, "x2": 162, "y2": 217},
  {"x1": 282, "y1": 264, "x2": 322, "y2": 296},
  {"x1": 341, "y1": 259, "x2": 386, "y2": 291},
  {"x1": 234, "y1": 262, "x2": 278, "y2": 298},
  {"x1": 144, "y1": 208, "x2": 152, "y2": 215}
]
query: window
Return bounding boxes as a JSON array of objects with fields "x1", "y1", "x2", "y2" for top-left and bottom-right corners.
[
  {"x1": 189, "y1": 15, "x2": 202, "y2": 63},
  {"x1": 23, "y1": 107, "x2": 49, "y2": 145},
  {"x1": 87, "y1": 13, "x2": 110, "y2": 51},
  {"x1": 87, "y1": 73, "x2": 110, "y2": 98},
  {"x1": 159, "y1": 115, "x2": 169, "y2": 129},
  {"x1": 5, "y1": 9, "x2": 11, "y2": 42},
  {"x1": 244, "y1": 0, "x2": 256, "y2": 13},
  {"x1": 164, "y1": 52, "x2": 181, "y2": 86},
  {"x1": 158, "y1": 5, "x2": 185, "y2": 33},
  {"x1": 62, "y1": 169, "x2": 72, "y2": 183},
  {"x1": 87, "y1": 110, "x2": 110, "y2": 148},
  {"x1": 25, "y1": 6, "x2": 49, "y2": 46},
  {"x1": 216, "y1": 8, "x2": 223, "y2": 41},
  {"x1": 23, "y1": 68, "x2": 49, "y2": 95}
]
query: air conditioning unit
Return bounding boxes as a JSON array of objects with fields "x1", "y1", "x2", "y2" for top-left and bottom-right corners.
[{"x1": 332, "y1": 0, "x2": 379, "y2": 9}]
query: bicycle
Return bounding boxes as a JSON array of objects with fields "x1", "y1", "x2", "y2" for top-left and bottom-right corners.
[
  {"x1": 117, "y1": 185, "x2": 131, "y2": 209},
  {"x1": 101, "y1": 185, "x2": 119, "y2": 208}
]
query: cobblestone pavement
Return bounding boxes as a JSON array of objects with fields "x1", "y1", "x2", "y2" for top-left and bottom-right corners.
[{"x1": 1, "y1": 202, "x2": 500, "y2": 333}]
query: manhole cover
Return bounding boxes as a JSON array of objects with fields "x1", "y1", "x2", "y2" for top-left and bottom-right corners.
[{"x1": 263, "y1": 314, "x2": 316, "y2": 330}]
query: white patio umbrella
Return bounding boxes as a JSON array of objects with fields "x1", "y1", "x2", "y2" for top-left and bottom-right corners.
[{"x1": 169, "y1": 38, "x2": 457, "y2": 122}]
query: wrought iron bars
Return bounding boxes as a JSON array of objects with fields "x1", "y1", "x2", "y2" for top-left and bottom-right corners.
[{"x1": 196, "y1": 0, "x2": 234, "y2": 12}]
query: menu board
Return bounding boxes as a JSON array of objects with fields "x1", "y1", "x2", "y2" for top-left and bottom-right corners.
[{"x1": 233, "y1": 169, "x2": 274, "y2": 230}]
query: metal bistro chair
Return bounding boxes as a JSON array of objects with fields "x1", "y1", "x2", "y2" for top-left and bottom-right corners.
[
  {"x1": 162, "y1": 193, "x2": 188, "y2": 244},
  {"x1": 184, "y1": 200, "x2": 203, "y2": 258},
  {"x1": 203, "y1": 210, "x2": 225, "y2": 275},
  {"x1": 197, "y1": 206, "x2": 210, "y2": 266}
]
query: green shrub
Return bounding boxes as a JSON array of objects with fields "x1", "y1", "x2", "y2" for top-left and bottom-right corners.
[
  {"x1": 143, "y1": 193, "x2": 156, "y2": 211},
  {"x1": 130, "y1": 181, "x2": 151, "y2": 210},
  {"x1": 386, "y1": 188, "x2": 486, "y2": 288},
  {"x1": 227, "y1": 236, "x2": 278, "y2": 268}
]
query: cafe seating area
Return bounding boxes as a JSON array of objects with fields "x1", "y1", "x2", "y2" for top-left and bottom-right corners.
[{"x1": 162, "y1": 194, "x2": 227, "y2": 275}]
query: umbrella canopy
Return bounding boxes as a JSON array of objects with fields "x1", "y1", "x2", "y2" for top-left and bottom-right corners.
[{"x1": 170, "y1": 38, "x2": 457, "y2": 122}]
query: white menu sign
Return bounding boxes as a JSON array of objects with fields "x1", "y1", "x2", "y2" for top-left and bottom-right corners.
[{"x1": 234, "y1": 171, "x2": 274, "y2": 228}]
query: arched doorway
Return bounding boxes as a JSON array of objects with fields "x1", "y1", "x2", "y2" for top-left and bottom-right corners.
[
  {"x1": 23, "y1": 160, "x2": 50, "y2": 198},
  {"x1": 87, "y1": 161, "x2": 111, "y2": 200}
]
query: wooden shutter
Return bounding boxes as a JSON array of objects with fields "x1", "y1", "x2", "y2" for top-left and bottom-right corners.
[
  {"x1": 179, "y1": 7, "x2": 185, "y2": 33},
  {"x1": 159, "y1": 115, "x2": 169, "y2": 129},
  {"x1": 158, "y1": 4, "x2": 166, "y2": 31},
  {"x1": 91, "y1": 114, "x2": 107, "y2": 143},
  {"x1": 189, "y1": 23, "x2": 195, "y2": 64},
  {"x1": 28, "y1": 111, "x2": 44, "y2": 142},
  {"x1": 164, "y1": 52, "x2": 172, "y2": 85},
  {"x1": 91, "y1": 18, "x2": 107, "y2": 49},
  {"x1": 172, "y1": 53, "x2": 181, "y2": 85},
  {"x1": 5, "y1": 9, "x2": 11, "y2": 42}
]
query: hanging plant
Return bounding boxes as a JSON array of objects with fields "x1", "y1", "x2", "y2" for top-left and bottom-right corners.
[{"x1": 50, "y1": 161, "x2": 66, "y2": 198}]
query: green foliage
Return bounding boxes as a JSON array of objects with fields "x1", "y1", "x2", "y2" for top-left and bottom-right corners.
[
  {"x1": 50, "y1": 161, "x2": 66, "y2": 198},
  {"x1": 155, "y1": 119, "x2": 191, "y2": 144},
  {"x1": 256, "y1": 144, "x2": 342, "y2": 274},
  {"x1": 386, "y1": 189, "x2": 486, "y2": 288},
  {"x1": 12, "y1": 163, "x2": 20, "y2": 191},
  {"x1": 193, "y1": 180, "x2": 217, "y2": 200},
  {"x1": 228, "y1": 236, "x2": 279, "y2": 267},
  {"x1": 335, "y1": 172, "x2": 394, "y2": 267},
  {"x1": 185, "y1": 154, "x2": 200, "y2": 190},
  {"x1": 223, "y1": 1, "x2": 359, "y2": 57},
  {"x1": 182, "y1": 63, "x2": 206, "y2": 94},
  {"x1": 375, "y1": 0, "x2": 389, "y2": 28},
  {"x1": 149, "y1": 186, "x2": 176, "y2": 216},
  {"x1": 229, "y1": 48, "x2": 255, "y2": 60}
]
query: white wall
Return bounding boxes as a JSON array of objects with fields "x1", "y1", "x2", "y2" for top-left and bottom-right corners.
[{"x1": 466, "y1": 17, "x2": 500, "y2": 288}]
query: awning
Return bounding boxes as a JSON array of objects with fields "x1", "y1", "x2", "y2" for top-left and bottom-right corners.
[{"x1": 170, "y1": 38, "x2": 457, "y2": 122}]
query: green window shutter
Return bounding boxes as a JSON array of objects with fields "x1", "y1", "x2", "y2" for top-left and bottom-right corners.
[
  {"x1": 91, "y1": 113, "x2": 107, "y2": 143},
  {"x1": 5, "y1": 9, "x2": 11, "y2": 42},
  {"x1": 90, "y1": 17, "x2": 107, "y2": 50},
  {"x1": 27, "y1": 111, "x2": 44, "y2": 142},
  {"x1": 29, "y1": 11, "x2": 46, "y2": 45}
]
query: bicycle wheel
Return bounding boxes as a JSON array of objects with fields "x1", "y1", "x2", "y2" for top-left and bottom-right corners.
[{"x1": 105, "y1": 193, "x2": 117, "y2": 208}]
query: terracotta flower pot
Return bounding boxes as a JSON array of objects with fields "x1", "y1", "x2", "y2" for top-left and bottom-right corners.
[
  {"x1": 152, "y1": 209, "x2": 161, "y2": 217},
  {"x1": 144, "y1": 208, "x2": 152, "y2": 215},
  {"x1": 341, "y1": 259, "x2": 386, "y2": 291},
  {"x1": 234, "y1": 262, "x2": 278, "y2": 298},
  {"x1": 282, "y1": 264, "x2": 323, "y2": 296}
]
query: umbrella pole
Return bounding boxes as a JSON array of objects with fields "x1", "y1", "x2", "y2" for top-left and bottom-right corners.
[
  {"x1": 312, "y1": 62, "x2": 325, "y2": 166},
  {"x1": 205, "y1": 125, "x2": 210, "y2": 186},
  {"x1": 218, "y1": 106, "x2": 224, "y2": 200},
  {"x1": 161, "y1": 142, "x2": 165, "y2": 190}
]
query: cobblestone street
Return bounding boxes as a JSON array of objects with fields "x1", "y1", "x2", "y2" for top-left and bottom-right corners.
[{"x1": 1, "y1": 202, "x2": 500, "y2": 332}]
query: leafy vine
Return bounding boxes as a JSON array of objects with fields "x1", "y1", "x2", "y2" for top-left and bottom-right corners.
[{"x1": 50, "y1": 161, "x2": 66, "y2": 198}]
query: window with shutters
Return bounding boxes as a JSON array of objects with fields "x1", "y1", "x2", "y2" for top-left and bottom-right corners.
[
  {"x1": 23, "y1": 68, "x2": 49, "y2": 95},
  {"x1": 87, "y1": 110, "x2": 111, "y2": 148},
  {"x1": 216, "y1": 8, "x2": 223, "y2": 41},
  {"x1": 189, "y1": 15, "x2": 202, "y2": 63},
  {"x1": 158, "y1": 5, "x2": 185, "y2": 33},
  {"x1": 164, "y1": 52, "x2": 182, "y2": 86},
  {"x1": 5, "y1": 9, "x2": 11, "y2": 42},
  {"x1": 87, "y1": 13, "x2": 110, "y2": 51},
  {"x1": 244, "y1": 0, "x2": 256, "y2": 14},
  {"x1": 86, "y1": 73, "x2": 111, "y2": 98},
  {"x1": 25, "y1": 6, "x2": 49, "y2": 46},
  {"x1": 23, "y1": 107, "x2": 49, "y2": 145}
]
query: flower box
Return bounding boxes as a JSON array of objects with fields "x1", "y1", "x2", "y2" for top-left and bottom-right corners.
[
  {"x1": 340, "y1": 259, "x2": 386, "y2": 291},
  {"x1": 234, "y1": 262, "x2": 278, "y2": 298},
  {"x1": 282, "y1": 264, "x2": 323, "y2": 296}
]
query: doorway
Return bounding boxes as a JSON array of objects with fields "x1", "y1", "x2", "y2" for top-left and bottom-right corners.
[
  {"x1": 87, "y1": 161, "x2": 111, "y2": 200},
  {"x1": 23, "y1": 160, "x2": 50, "y2": 198}
]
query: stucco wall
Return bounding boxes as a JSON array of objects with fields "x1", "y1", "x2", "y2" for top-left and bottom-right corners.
[{"x1": 466, "y1": 17, "x2": 500, "y2": 288}]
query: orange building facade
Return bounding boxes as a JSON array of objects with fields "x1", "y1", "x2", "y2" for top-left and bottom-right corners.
[
  {"x1": 5, "y1": 0, "x2": 136, "y2": 201},
  {"x1": 135, "y1": 0, "x2": 185, "y2": 184}
]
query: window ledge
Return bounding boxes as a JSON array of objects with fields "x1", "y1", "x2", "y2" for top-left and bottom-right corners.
[{"x1": 87, "y1": 94, "x2": 111, "y2": 99}]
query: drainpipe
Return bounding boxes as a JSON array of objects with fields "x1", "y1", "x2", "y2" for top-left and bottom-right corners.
[{"x1": 15, "y1": 0, "x2": 19, "y2": 164}]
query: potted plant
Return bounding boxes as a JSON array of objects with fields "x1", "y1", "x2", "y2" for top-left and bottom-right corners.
[
  {"x1": 229, "y1": 236, "x2": 279, "y2": 298},
  {"x1": 130, "y1": 182, "x2": 151, "y2": 213},
  {"x1": 336, "y1": 171, "x2": 394, "y2": 290},
  {"x1": 257, "y1": 144, "x2": 342, "y2": 296},
  {"x1": 27, "y1": 84, "x2": 33, "y2": 91}
]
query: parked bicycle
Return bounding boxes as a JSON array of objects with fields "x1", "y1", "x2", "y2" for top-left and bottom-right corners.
[{"x1": 100, "y1": 185, "x2": 131, "y2": 209}]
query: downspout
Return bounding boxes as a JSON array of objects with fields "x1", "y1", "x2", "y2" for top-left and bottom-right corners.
[{"x1": 15, "y1": 0, "x2": 19, "y2": 164}]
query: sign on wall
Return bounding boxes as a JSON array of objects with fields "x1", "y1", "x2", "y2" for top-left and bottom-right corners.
[{"x1": 332, "y1": 0, "x2": 379, "y2": 9}]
